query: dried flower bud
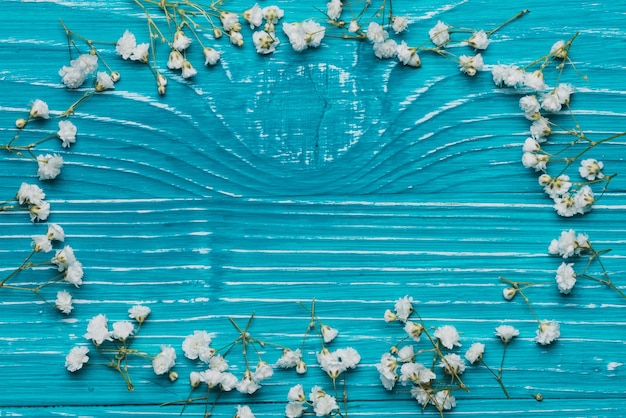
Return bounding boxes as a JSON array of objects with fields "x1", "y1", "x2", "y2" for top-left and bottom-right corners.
[
  {"x1": 213, "y1": 27, "x2": 223, "y2": 39},
  {"x1": 168, "y1": 371, "x2": 178, "y2": 382},
  {"x1": 538, "y1": 174, "x2": 552, "y2": 186},
  {"x1": 390, "y1": 345, "x2": 398, "y2": 354},
  {"x1": 296, "y1": 360, "x2": 307, "y2": 374},
  {"x1": 534, "y1": 393, "x2": 543, "y2": 401},
  {"x1": 158, "y1": 85, "x2": 166, "y2": 95},
  {"x1": 110, "y1": 71, "x2": 121, "y2": 83},
  {"x1": 502, "y1": 287, "x2": 517, "y2": 300},
  {"x1": 384, "y1": 309, "x2": 397, "y2": 322},
  {"x1": 15, "y1": 118, "x2": 27, "y2": 129}
]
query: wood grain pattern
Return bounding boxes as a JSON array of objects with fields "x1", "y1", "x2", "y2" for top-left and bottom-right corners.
[{"x1": 1, "y1": 0, "x2": 626, "y2": 416}]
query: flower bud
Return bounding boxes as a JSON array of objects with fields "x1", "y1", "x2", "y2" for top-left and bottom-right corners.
[
  {"x1": 189, "y1": 371, "x2": 202, "y2": 388},
  {"x1": 296, "y1": 360, "x2": 307, "y2": 374},
  {"x1": 158, "y1": 85, "x2": 166, "y2": 95},
  {"x1": 389, "y1": 345, "x2": 398, "y2": 354},
  {"x1": 15, "y1": 118, "x2": 27, "y2": 129},
  {"x1": 538, "y1": 174, "x2": 552, "y2": 186},
  {"x1": 213, "y1": 28, "x2": 223, "y2": 39},
  {"x1": 384, "y1": 309, "x2": 397, "y2": 322},
  {"x1": 502, "y1": 287, "x2": 517, "y2": 301},
  {"x1": 168, "y1": 371, "x2": 178, "y2": 382},
  {"x1": 110, "y1": 71, "x2": 121, "y2": 83}
]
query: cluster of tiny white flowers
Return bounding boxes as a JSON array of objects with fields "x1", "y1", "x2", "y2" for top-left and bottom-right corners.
[{"x1": 286, "y1": 384, "x2": 339, "y2": 418}]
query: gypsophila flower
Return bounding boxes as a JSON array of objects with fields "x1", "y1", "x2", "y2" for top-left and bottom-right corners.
[
  {"x1": 392, "y1": 15, "x2": 409, "y2": 34},
  {"x1": 288, "y1": 384, "x2": 306, "y2": 402},
  {"x1": 459, "y1": 53, "x2": 483, "y2": 76},
  {"x1": 523, "y1": 137, "x2": 541, "y2": 153},
  {"x1": 468, "y1": 30, "x2": 489, "y2": 49},
  {"x1": 182, "y1": 330, "x2": 214, "y2": 362},
  {"x1": 579, "y1": 158, "x2": 604, "y2": 180},
  {"x1": 32, "y1": 235, "x2": 52, "y2": 253},
  {"x1": 167, "y1": 50, "x2": 184, "y2": 70},
  {"x1": 530, "y1": 117, "x2": 551, "y2": 141},
  {"x1": 348, "y1": 19, "x2": 360, "y2": 33},
  {"x1": 152, "y1": 344, "x2": 177, "y2": 375},
  {"x1": 540, "y1": 91, "x2": 562, "y2": 112},
  {"x1": 112, "y1": 320, "x2": 135, "y2": 341},
  {"x1": 84, "y1": 314, "x2": 112, "y2": 346},
  {"x1": 411, "y1": 386, "x2": 430, "y2": 407},
  {"x1": 252, "y1": 361, "x2": 274, "y2": 382},
  {"x1": 555, "y1": 262, "x2": 577, "y2": 294},
  {"x1": 17, "y1": 182, "x2": 45, "y2": 205},
  {"x1": 57, "y1": 120, "x2": 77, "y2": 148},
  {"x1": 429, "y1": 21, "x2": 450, "y2": 46},
  {"x1": 276, "y1": 348, "x2": 302, "y2": 368},
  {"x1": 181, "y1": 60, "x2": 197, "y2": 78},
  {"x1": 309, "y1": 386, "x2": 338, "y2": 416},
  {"x1": 66, "y1": 261, "x2": 84, "y2": 287},
  {"x1": 29, "y1": 99, "x2": 50, "y2": 119},
  {"x1": 59, "y1": 64, "x2": 88, "y2": 89},
  {"x1": 55, "y1": 290, "x2": 74, "y2": 314},
  {"x1": 326, "y1": 0, "x2": 343, "y2": 20},
  {"x1": 285, "y1": 401, "x2": 305, "y2": 418},
  {"x1": 492, "y1": 64, "x2": 525, "y2": 87},
  {"x1": 433, "y1": 390, "x2": 456, "y2": 411},
  {"x1": 236, "y1": 371, "x2": 260, "y2": 394},
  {"x1": 296, "y1": 359, "x2": 307, "y2": 374},
  {"x1": 519, "y1": 95, "x2": 541, "y2": 119},
  {"x1": 321, "y1": 324, "x2": 338, "y2": 343},
  {"x1": 37, "y1": 154, "x2": 64, "y2": 180},
  {"x1": 495, "y1": 325, "x2": 519, "y2": 343},
  {"x1": 130, "y1": 42, "x2": 149, "y2": 62},
  {"x1": 95, "y1": 71, "x2": 115, "y2": 91},
  {"x1": 172, "y1": 30, "x2": 192, "y2": 51},
  {"x1": 434, "y1": 325, "x2": 461, "y2": 349},
  {"x1": 221, "y1": 12, "x2": 241, "y2": 32},
  {"x1": 522, "y1": 152, "x2": 549, "y2": 171},
  {"x1": 535, "y1": 320, "x2": 560, "y2": 345},
  {"x1": 548, "y1": 229, "x2": 590, "y2": 258},
  {"x1": 65, "y1": 346, "x2": 89, "y2": 372},
  {"x1": 397, "y1": 345, "x2": 414, "y2": 363},
  {"x1": 394, "y1": 295, "x2": 413, "y2": 322},
  {"x1": 243, "y1": 4, "x2": 263, "y2": 28},
  {"x1": 262, "y1": 5, "x2": 284, "y2": 24},
  {"x1": 116, "y1": 30, "x2": 137, "y2": 59},
  {"x1": 29, "y1": 201, "x2": 50, "y2": 222},
  {"x1": 400, "y1": 361, "x2": 436, "y2": 384},
  {"x1": 439, "y1": 353, "x2": 466, "y2": 375},
  {"x1": 366, "y1": 22, "x2": 388, "y2": 43},
  {"x1": 464, "y1": 342, "x2": 485, "y2": 364},
  {"x1": 52, "y1": 245, "x2": 77, "y2": 272},
  {"x1": 376, "y1": 353, "x2": 398, "y2": 390},
  {"x1": 373, "y1": 39, "x2": 397, "y2": 59},
  {"x1": 396, "y1": 41, "x2": 421, "y2": 67},
  {"x1": 208, "y1": 354, "x2": 229, "y2": 372},
  {"x1": 203, "y1": 47, "x2": 221, "y2": 66},
  {"x1": 128, "y1": 304, "x2": 151, "y2": 323},
  {"x1": 543, "y1": 175, "x2": 572, "y2": 199},
  {"x1": 229, "y1": 30, "x2": 244, "y2": 46},
  {"x1": 234, "y1": 405, "x2": 255, "y2": 418},
  {"x1": 573, "y1": 185, "x2": 594, "y2": 214},
  {"x1": 404, "y1": 320, "x2": 423, "y2": 342},
  {"x1": 189, "y1": 371, "x2": 202, "y2": 387},
  {"x1": 550, "y1": 40, "x2": 568, "y2": 59},
  {"x1": 502, "y1": 287, "x2": 517, "y2": 300},
  {"x1": 523, "y1": 70, "x2": 547, "y2": 90},
  {"x1": 253, "y1": 30, "x2": 279, "y2": 54}
]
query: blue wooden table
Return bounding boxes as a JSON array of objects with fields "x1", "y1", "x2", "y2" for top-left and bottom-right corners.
[{"x1": 1, "y1": 0, "x2": 625, "y2": 416}]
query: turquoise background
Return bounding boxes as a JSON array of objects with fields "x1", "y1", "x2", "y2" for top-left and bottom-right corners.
[{"x1": 1, "y1": 0, "x2": 625, "y2": 416}]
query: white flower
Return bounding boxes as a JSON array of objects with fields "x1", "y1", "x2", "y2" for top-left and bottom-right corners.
[
  {"x1": 376, "y1": 353, "x2": 398, "y2": 390},
  {"x1": 52, "y1": 245, "x2": 77, "y2": 272},
  {"x1": 65, "y1": 346, "x2": 89, "y2": 372},
  {"x1": 234, "y1": 405, "x2": 255, "y2": 418},
  {"x1": 495, "y1": 325, "x2": 519, "y2": 343},
  {"x1": 84, "y1": 314, "x2": 112, "y2": 346},
  {"x1": 55, "y1": 290, "x2": 74, "y2": 314},
  {"x1": 220, "y1": 12, "x2": 241, "y2": 32},
  {"x1": 112, "y1": 320, "x2": 135, "y2": 341},
  {"x1": 167, "y1": 50, "x2": 184, "y2": 70},
  {"x1": 523, "y1": 137, "x2": 540, "y2": 153},
  {"x1": 243, "y1": 4, "x2": 263, "y2": 28},
  {"x1": 554, "y1": 83, "x2": 574, "y2": 104},
  {"x1": 152, "y1": 345, "x2": 177, "y2": 375},
  {"x1": 37, "y1": 154, "x2": 63, "y2": 180},
  {"x1": 530, "y1": 117, "x2": 551, "y2": 141},
  {"x1": 71, "y1": 54, "x2": 98, "y2": 74},
  {"x1": 367, "y1": 22, "x2": 388, "y2": 43},
  {"x1": 130, "y1": 43, "x2": 150, "y2": 62},
  {"x1": 429, "y1": 21, "x2": 449, "y2": 46},
  {"x1": 57, "y1": 120, "x2": 77, "y2": 148},
  {"x1": 464, "y1": 342, "x2": 485, "y2": 364},
  {"x1": 128, "y1": 305, "x2": 151, "y2": 323},
  {"x1": 172, "y1": 30, "x2": 192, "y2": 51},
  {"x1": 236, "y1": 371, "x2": 260, "y2": 394},
  {"x1": 309, "y1": 387, "x2": 338, "y2": 416},
  {"x1": 554, "y1": 194, "x2": 578, "y2": 217},
  {"x1": 396, "y1": 41, "x2": 421, "y2": 67},
  {"x1": 434, "y1": 325, "x2": 461, "y2": 349},
  {"x1": 548, "y1": 229, "x2": 587, "y2": 258},
  {"x1": 540, "y1": 92, "x2": 562, "y2": 112},
  {"x1": 439, "y1": 353, "x2": 466, "y2": 375},
  {"x1": 30, "y1": 99, "x2": 50, "y2": 119},
  {"x1": 181, "y1": 60, "x2": 197, "y2": 78},
  {"x1": 410, "y1": 386, "x2": 430, "y2": 406},
  {"x1": 189, "y1": 371, "x2": 202, "y2": 388},
  {"x1": 579, "y1": 158, "x2": 604, "y2": 180},
  {"x1": 252, "y1": 30, "x2": 279, "y2": 54},
  {"x1": 276, "y1": 348, "x2": 302, "y2": 368},
  {"x1": 468, "y1": 30, "x2": 489, "y2": 49},
  {"x1": 502, "y1": 287, "x2": 517, "y2": 300},
  {"x1": 302, "y1": 20, "x2": 326, "y2": 48},
  {"x1": 433, "y1": 390, "x2": 456, "y2": 410},
  {"x1": 32, "y1": 235, "x2": 52, "y2": 253},
  {"x1": 296, "y1": 360, "x2": 307, "y2": 374},
  {"x1": 573, "y1": 185, "x2": 594, "y2": 214},
  {"x1": 182, "y1": 330, "x2": 214, "y2": 362},
  {"x1": 397, "y1": 345, "x2": 414, "y2": 363},
  {"x1": 219, "y1": 372, "x2": 238, "y2": 391},
  {"x1": 492, "y1": 64, "x2": 525, "y2": 87},
  {"x1": 535, "y1": 320, "x2": 560, "y2": 345},
  {"x1": 555, "y1": 262, "x2": 576, "y2": 294},
  {"x1": 95, "y1": 71, "x2": 115, "y2": 91},
  {"x1": 262, "y1": 6, "x2": 284, "y2": 24},
  {"x1": 394, "y1": 295, "x2": 413, "y2": 321},
  {"x1": 201, "y1": 369, "x2": 224, "y2": 388},
  {"x1": 523, "y1": 70, "x2": 547, "y2": 91},
  {"x1": 116, "y1": 30, "x2": 137, "y2": 59},
  {"x1": 543, "y1": 175, "x2": 571, "y2": 199},
  {"x1": 66, "y1": 260, "x2": 84, "y2": 287},
  {"x1": 229, "y1": 31, "x2": 244, "y2": 47},
  {"x1": 400, "y1": 361, "x2": 435, "y2": 384},
  {"x1": 287, "y1": 384, "x2": 306, "y2": 402},
  {"x1": 404, "y1": 320, "x2": 423, "y2": 342},
  {"x1": 550, "y1": 40, "x2": 568, "y2": 59},
  {"x1": 321, "y1": 325, "x2": 338, "y2": 343},
  {"x1": 29, "y1": 201, "x2": 50, "y2": 222},
  {"x1": 373, "y1": 39, "x2": 397, "y2": 59},
  {"x1": 521, "y1": 152, "x2": 549, "y2": 171},
  {"x1": 209, "y1": 354, "x2": 229, "y2": 372},
  {"x1": 348, "y1": 20, "x2": 360, "y2": 33},
  {"x1": 17, "y1": 183, "x2": 45, "y2": 205},
  {"x1": 203, "y1": 47, "x2": 221, "y2": 66},
  {"x1": 326, "y1": 0, "x2": 343, "y2": 20},
  {"x1": 392, "y1": 15, "x2": 409, "y2": 34},
  {"x1": 285, "y1": 401, "x2": 305, "y2": 418},
  {"x1": 59, "y1": 65, "x2": 88, "y2": 89},
  {"x1": 519, "y1": 95, "x2": 541, "y2": 119},
  {"x1": 458, "y1": 53, "x2": 483, "y2": 76},
  {"x1": 252, "y1": 361, "x2": 274, "y2": 382}
]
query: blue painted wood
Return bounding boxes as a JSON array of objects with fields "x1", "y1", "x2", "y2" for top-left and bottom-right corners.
[{"x1": 1, "y1": 0, "x2": 626, "y2": 416}]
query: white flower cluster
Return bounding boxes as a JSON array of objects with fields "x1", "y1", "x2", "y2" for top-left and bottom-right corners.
[
  {"x1": 14, "y1": 182, "x2": 50, "y2": 221},
  {"x1": 493, "y1": 37, "x2": 610, "y2": 217},
  {"x1": 59, "y1": 54, "x2": 98, "y2": 89},
  {"x1": 286, "y1": 384, "x2": 339, "y2": 418}
]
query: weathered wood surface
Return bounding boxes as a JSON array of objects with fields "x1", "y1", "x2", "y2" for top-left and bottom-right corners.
[{"x1": 1, "y1": 0, "x2": 625, "y2": 416}]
